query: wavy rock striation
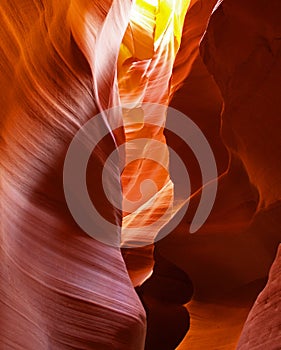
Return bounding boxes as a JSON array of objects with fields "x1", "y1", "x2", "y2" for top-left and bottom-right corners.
[{"x1": 0, "y1": 1, "x2": 146, "y2": 348}]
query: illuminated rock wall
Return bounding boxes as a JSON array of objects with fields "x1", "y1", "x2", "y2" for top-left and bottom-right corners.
[
  {"x1": 1, "y1": 0, "x2": 280, "y2": 349},
  {"x1": 0, "y1": 1, "x2": 146, "y2": 348}
]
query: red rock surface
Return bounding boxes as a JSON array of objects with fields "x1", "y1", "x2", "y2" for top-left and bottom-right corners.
[
  {"x1": 142, "y1": 0, "x2": 281, "y2": 348},
  {"x1": 0, "y1": 1, "x2": 146, "y2": 348},
  {"x1": 237, "y1": 245, "x2": 281, "y2": 350},
  {"x1": 200, "y1": 2, "x2": 281, "y2": 348},
  {"x1": 1, "y1": 0, "x2": 281, "y2": 349}
]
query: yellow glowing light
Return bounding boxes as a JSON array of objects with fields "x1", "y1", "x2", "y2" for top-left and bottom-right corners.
[
  {"x1": 118, "y1": 0, "x2": 190, "y2": 108},
  {"x1": 118, "y1": 0, "x2": 191, "y2": 246}
]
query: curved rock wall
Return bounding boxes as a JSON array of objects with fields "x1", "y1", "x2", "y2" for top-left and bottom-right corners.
[
  {"x1": 0, "y1": 1, "x2": 146, "y2": 348},
  {"x1": 1, "y1": 0, "x2": 280, "y2": 349}
]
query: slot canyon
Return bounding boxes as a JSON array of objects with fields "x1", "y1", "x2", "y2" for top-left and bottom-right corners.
[{"x1": 0, "y1": 0, "x2": 280, "y2": 349}]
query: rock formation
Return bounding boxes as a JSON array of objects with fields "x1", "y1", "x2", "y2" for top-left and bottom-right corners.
[
  {"x1": 1, "y1": 0, "x2": 280, "y2": 349},
  {"x1": 0, "y1": 1, "x2": 146, "y2": 348}
]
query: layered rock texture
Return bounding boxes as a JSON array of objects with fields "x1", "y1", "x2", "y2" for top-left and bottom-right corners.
[
  {"x1": 0, "y1": 1, "x2": 146, "y2": 348},
  {"x1": 1, "y1": 0, "x2": 281, "y2": 349}
]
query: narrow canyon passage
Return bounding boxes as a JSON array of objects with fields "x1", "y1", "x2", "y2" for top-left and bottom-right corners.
[{"x1": 1, "y1": 1, "x2": 280, "y2": 349}]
